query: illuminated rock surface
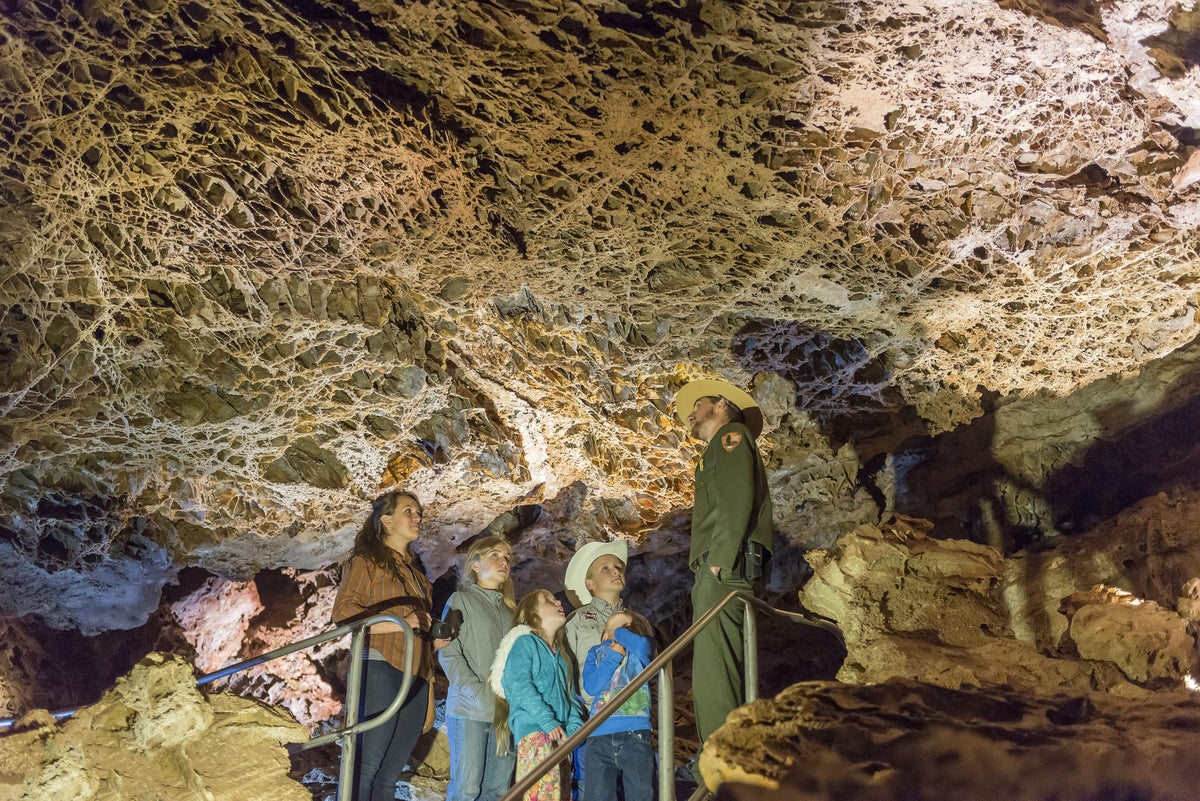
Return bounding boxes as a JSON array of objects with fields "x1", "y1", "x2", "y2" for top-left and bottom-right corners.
[
  {"x1": 0, "y1": 653, "x2": 309, "y2": 801},
  {"x1": 5, "y1": 0, "x2": 1200, "y2": 796},
  {"x1": 799, "y1": 513, "x2": 1199, "y2": 693},
  {"x1": 6, "y1": 0, "x2": 1200, "y2": 630},
  {"x1": 701, "y1": 510, "x2": 1200, "y2": 796},
  {"x1": 703, "y1": 678, "x2": 1200, "y2": 800}
]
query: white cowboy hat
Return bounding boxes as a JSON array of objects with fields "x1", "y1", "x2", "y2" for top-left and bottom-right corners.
[
  {"x1": 674, "y1": 378, "x2": 764, "y2": 438},
  {"x1": 564, "y1": 540, "x2": 629, "y2": 607}
]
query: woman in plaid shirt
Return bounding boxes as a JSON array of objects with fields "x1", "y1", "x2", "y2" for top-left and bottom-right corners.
[{"x1": 333, "y1": 489, "x2": 452, "y2": 801}]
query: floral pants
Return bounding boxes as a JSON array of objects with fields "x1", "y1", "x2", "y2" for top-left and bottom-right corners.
[{"x1": 515, "y1": 731, "x2": 570, "y2": 801}]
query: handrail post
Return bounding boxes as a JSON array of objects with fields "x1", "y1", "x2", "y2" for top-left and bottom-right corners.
[
  {"x1": 657, "y1": 660, "x2": 674, "y2": 801},
  {"x1": 337, "y1": 624, "x2": 369, "y2": 801},
  {"x1": 743, "y1": 598, "x2": 758, "y2": 704}
]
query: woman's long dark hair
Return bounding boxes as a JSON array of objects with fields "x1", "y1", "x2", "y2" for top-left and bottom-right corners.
[{"x1": 353, "y1": 489, "x2": 423, "y2": 577}]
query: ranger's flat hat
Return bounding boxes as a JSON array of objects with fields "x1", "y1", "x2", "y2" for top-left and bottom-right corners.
[
  {"x1": 675, "y1": 378, "x2": 764, "y2": 438},
  {"x1": 565, "y1": 540, "x2": 628, "y2": 607}
]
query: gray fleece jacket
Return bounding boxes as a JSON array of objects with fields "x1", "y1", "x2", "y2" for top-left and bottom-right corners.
[{"x1": 438, "y1": 583, "x2": 513, "y2": 721}]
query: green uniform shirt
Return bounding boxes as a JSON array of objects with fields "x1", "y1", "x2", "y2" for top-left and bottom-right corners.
[{"x1": 689, "y1": 421, "x2": 773, "y2": 575}]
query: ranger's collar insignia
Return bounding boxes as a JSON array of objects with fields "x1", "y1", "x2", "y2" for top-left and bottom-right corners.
[{"x1": 722, "y1": 431, "x2": 743, "y2": 451}]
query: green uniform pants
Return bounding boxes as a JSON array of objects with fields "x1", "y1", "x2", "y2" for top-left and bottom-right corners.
[{"x1": 690, "y1": 568, "x2": 753, "y2": 743}]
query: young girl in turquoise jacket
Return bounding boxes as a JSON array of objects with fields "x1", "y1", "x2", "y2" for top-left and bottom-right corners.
[{"x1": 489, "y1": 589, "x2": 584, "y2": 801}]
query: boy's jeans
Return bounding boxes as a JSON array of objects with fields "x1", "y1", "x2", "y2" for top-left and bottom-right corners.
[{"x1": 583, "y1": 729, "x2": 655, "y2": 801}]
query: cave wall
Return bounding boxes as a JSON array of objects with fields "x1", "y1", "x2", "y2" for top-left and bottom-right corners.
[
  {"x1": 6, "y1": 12, "x2": 1200, "y2": 799},
  {"x1": 5, "y1": 0, "x2": 1200, "y2": 642}
]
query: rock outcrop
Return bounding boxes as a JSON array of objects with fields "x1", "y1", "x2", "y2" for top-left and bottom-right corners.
[
  {"x1": 0, "y1": 652, "x2": 309, "y2": 801},
  {"x1": 699, "y1": 510, "x2": 1200, "y2": 794},
  {"x1": 798, "y1": 514, "x2": 1198, "y2": 694},
  {"x1": 704, "y1": 678, "x2": 1200, "y2": 800}
]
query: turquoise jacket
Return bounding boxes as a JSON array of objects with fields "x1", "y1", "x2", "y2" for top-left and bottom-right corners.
[{"x1": 489, "y1": 625, "x2": 584, "y2": 743}]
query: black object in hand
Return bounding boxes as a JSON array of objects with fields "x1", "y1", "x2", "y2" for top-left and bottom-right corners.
[{"x1": 426, "y1": 608, "x2": 463, "y2": 640}]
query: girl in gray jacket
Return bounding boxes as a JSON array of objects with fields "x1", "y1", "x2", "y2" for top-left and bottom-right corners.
[{"x1": 439, "y1": 536, "x2": 518, "y2": 801}]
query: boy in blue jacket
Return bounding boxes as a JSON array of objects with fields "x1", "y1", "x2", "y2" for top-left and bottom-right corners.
[
  {"x1": 564, "y1": 541, "x2": 656, "y2": 801},
  {"x1": 580, "y1": 612, "x2": 654, "y2": 800}
]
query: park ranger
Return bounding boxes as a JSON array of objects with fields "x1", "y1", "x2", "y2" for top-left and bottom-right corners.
[{"x1": 674, "y1": 378, "x2": 773, "y2": 747}]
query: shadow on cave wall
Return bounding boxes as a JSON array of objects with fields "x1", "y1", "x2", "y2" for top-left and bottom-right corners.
[
  {"x1": 730, "y1": 319, "x2": 1028, "y2": 547},
  {"x1": 732, "y1": 319, "x2": 1200, "y2": 554},
  {"x1": 1044, "y1": 388, "x2": 1200, "y2": 533},
  {"x1": 3, "y1": 607, "x2": 192, "y2": 713},
  {"x1": 732, "y1": 319, "x2": 927, "y2": 460},
  {"x1": 1139, "y1": 6, "x2": 1200, "y2": 77},
  {"x1": 996, "y1": 0, "x2": 1108, "y2": 44},
  {"x1": 876, "y1": 383, "x2": 1200, "y2": 553},
  {"x1": 885, "y1": 390, "x2": 1044, "y2": 550}
]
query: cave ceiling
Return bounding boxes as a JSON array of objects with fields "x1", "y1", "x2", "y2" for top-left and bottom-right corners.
[{"x1": 4, "y1": 0, "x2": 1200, "y2": 634}]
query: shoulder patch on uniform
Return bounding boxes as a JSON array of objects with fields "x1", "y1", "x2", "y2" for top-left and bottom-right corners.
[{"x1": 721, "y1": 431, "x2": 743, "y2": 451}]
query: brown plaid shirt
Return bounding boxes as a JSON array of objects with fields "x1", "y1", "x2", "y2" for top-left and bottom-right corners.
[{"x1": 332, "y1": 550, "x2": 434, "y2": 679}]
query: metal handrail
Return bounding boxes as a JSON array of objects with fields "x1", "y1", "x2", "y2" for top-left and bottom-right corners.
[
  {"x1": 498, "y1": 590, "x2": 842, "y2": 801},
  {"x1": 0, "y1": 613, "x2": 416, "y2": 801}
]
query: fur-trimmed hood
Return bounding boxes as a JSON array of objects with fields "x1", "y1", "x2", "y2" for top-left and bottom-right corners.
[{"x1": 488, "y1": 623, "x2": 534, "y2": 700}]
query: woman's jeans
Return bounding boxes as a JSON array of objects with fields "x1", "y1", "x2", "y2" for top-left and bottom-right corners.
[
  {"x1": 356, "y1": 659, "x2": 429, "y2": 801},
  {"x1": 445, "y1": 715, "x2": 517, "y2": 801}
]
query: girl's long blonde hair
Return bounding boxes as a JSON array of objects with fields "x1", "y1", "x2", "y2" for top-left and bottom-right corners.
[{"x1": 493, "y1": 589, "x2": 570, "y2": 756}]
